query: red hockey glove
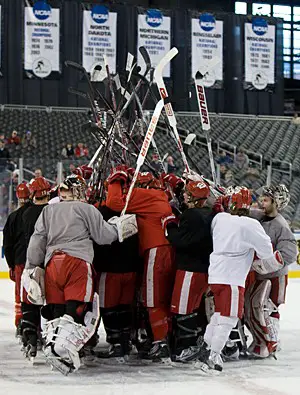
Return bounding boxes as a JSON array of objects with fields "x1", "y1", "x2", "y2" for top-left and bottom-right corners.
[
  {"x1": 73, "y1": 165, "x2": 93, "y2": 180},
  {"x1": 161, "y1": 214, "x2": 178, "y2": 234},
  {"x1": 162, "y1": 173, "x2": 184, "y2": 192},
  {"x1": 107, "y1": 165, "x2": 129, "y2": 185},
  {"x1": 9, "y1": 268, "x2": 16, "y2": 282}
]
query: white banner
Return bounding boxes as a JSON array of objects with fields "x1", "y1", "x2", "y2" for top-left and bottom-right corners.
[
  {"x1": 245, "y1": 18, "x2": 275, "y2": 90},
  {"x1": 137, "y1": 9, "x2": 171, "y2": 78},
  {"x1": 191, "y1": 13, "x2": 223, "y2": 87},
  {"x1": 83, "y1": 5, "x2": 117, "y2": 75},
  {"x1": 24, "y1": 1, "x2": 60, "y2": 78}
]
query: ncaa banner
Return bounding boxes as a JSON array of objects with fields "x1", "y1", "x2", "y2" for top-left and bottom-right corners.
[
  {"x1": 245, "y1": 18, "x2": 275, "y2": 90},
  {"x1": 83, "y1": 5, "x2": 117, "y2": 75},
  {"x1": 191, "y1": 13, "x2": 223, "y2": 87},
  {"x1": 137, "y1": 9, "x2": 171, "y2": 78},
  {"x1": 24, "y1": 0, "x2": 60, "y2": 78}
]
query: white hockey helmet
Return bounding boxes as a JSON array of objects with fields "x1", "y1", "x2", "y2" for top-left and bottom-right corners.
[{"x1": 257, "y1": 184, "x2": 290, "y2": 211}]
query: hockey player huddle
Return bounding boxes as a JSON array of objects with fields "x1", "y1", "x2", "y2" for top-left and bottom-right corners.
[{"x1": 3, "y1": 164, "x2": 297, "y2": 375}]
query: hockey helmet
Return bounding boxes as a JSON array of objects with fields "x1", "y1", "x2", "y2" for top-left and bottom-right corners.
[
  {"x1": 73, "y1": 164, "x2": 93, "y2": 180},
  {"x1": 227, "y1": 186, "x2": 252, "y2": 211},
  {"x1": 257, "y1": 184, "x2": 290, "y2": 211},
  {"x1": 28, "y1": 177, "x2": 50, "y2": 198},
  {"x1": 16, "y1": 182, "x2": 30, "y2": 202},
  {"x1": 136, "y1": 172, "x2": 162, "y2": 189},
  {"x1": 60, "y1": 174, "x2": 87, "y2": 201},
  {"x1": 185, "y1": 180, "x2": 210, "y2": 200}
]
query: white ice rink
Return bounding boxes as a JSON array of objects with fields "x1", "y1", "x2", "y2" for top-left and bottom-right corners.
[{"x1": 0, "y1": 279, "x2": 299, "y2": 395}]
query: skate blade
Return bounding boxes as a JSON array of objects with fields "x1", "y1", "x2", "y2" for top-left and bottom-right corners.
[{"x1": 194, "y1": 361, "x2": 210, "y2": 373}]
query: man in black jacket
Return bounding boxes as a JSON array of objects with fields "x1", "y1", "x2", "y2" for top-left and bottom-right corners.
[
  {"x1": 3, "y1": 182, "x2": 31, "y2": 334},
  {"x1": 162, "y1": 179, "x2": 213, "y2": 362}
]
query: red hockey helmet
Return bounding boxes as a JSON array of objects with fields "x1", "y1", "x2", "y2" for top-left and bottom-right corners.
[
  {"x1": 228, "y1": 186, "x2": 252, "y2": 210},
  {"x1": 29, "y1": 177, "x2": 50, "y2": 198},
  {"x1": 16, "y1": 182, "x2": 30, "y2": 201},
  {"x1": 136, "y1": 172, "x2": 162, "y2": 189},
  {"x1": 185, "y1": 180, "x2": 210, "y2": 200},
  {"x1": 73, "y1": 164, "x2": 93, "y2": 180}
]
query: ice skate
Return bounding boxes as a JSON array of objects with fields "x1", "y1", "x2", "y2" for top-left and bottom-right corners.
[{"x1": 147, "y1": 340, "x2": 171, "y2": 364}]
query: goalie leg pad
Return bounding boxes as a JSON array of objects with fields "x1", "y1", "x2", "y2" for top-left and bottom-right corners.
[{"x1": 245, "y1": 280, "x2": 280, "y2": 357}]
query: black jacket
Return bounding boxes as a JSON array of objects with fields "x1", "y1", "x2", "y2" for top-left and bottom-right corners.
[
  {"x1": 22, "y1": 204, "x2": 48, "y2": 247},
  {"x1": 93, "y1": 205, "x2": 142, "y2": 274},
  {"x1": 166, "y1": 207, "x2": 214, "y2": 273},
  {"x1": 3, "y1": 202, "x2": 32, "y2": 269}
]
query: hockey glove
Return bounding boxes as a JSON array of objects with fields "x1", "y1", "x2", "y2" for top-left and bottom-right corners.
[
  {"x1": 9, "y1": 268, "x2": 16, "y2": 282},
  {"x1": 252, "y1": 250, "x2": 284, "y2": 275},
  {"x1": 212, "y1": 197, "x2": 225, "y2": 214},
  {"x1": 23, "y1": 267, "x2": 45, "y2": 305},
  {"x1": 108, "y1": 214, "x2": 138, "y2": 242},
  {"x1": 107, "y1": 165, "x2": 129, "y2": 185}
]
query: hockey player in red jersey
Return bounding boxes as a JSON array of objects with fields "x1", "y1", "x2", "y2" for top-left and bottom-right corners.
[
  {"x1": 23, "y1": 174, "x2": 137, "y2": 374},
  {"x1": 246, "y1": 184, "x2": 297, "y2": 358},
  {"x1": 162, "y1": 179, "x2": 213, "y2": 362},
  {"x1": 199, "y1": 186, "x2": 283, "y2": 371},
  {"x1": 106, "y1": 167, "x2": 175, "y2": 362},
  {"x1": 3, "y1": 182, "x2": 31, "y2": 335}
]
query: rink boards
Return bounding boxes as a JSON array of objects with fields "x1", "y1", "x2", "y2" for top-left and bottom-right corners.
[{"x1": 1, "y1": 230, "x2": 300, "y2": 278}]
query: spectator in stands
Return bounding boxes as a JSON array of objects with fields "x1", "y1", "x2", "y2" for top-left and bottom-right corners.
[
  {"x1": 75, "y1": 142, "x2": 88, "y2": 158},
  {"x1": 69, "y1": 163, "x2": 76, "y2": 173},
  {"x1": 223, "y1": 169, "x2": 234, "y2": 187},
  {"x1": 234, "y1": 148, "x2": 249, "y2": 171},
  {"x1": 219, "y1": 164, "x2": 228, "y2": 183},
  {"x1": 292, "y1": 113, "x2": 300, "y2": 125},
  {"x1": 34, "y1": 168, "x2": 43, "y2": 178},
  {"x1": 0, "y1": 140, "x2": 10, "y2": 171},
  {"x1": 217, "y1": 150, "x2": 232, "y2": 166},
  {"x1": 0, "y1": 131, "x2": 7, "y2": 144},
  {"x1": 7, "y1": 130, "x2": 21, "y2": 146},
  {"x1": 149, "y1": 153, "x2": 161, "y2": 173},
  {"x1": 61, "y1": 143, "x2": 74, "y2": 159},
  {"x1": 22, "y1": 130, "x2": 37, "y2": 149},
  {"x1": 166, "y1": 155, "x2": 176, "y2": 173}
]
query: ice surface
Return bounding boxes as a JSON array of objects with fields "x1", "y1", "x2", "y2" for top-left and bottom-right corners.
[{"x1": 0, "y1": 279, "x2": 299, "y2": 395}]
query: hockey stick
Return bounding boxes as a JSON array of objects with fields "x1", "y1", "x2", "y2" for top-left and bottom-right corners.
[
  {"x1": 194, "y1": 58, "x2": 220, "y2": 185},
  {"x1": 183, "y1": 133, "x2": 202, "y2": 174},
  {"x1": 121, "y1": 99, "x2": 164, "y2": 216},
  {"x1": 154, "y1": 48, "x2": 190, "y2": 173}
]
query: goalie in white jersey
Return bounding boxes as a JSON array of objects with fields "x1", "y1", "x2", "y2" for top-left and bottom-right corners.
[{"x1": 199, "y1": 186, "x2": 283, "y2": 371}]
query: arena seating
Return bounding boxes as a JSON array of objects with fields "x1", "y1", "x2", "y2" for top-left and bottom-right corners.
[{"x1": 1, "y1": 105, "x2": 300, "y2": 226}]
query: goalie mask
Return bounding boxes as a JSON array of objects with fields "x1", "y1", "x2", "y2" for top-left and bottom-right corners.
[
  {"x1": 257, "y1": 184, "x2": 290, "y2": 211},
  {"x1": 60, "y1": 174, "x2": 87, "y2": 201}
]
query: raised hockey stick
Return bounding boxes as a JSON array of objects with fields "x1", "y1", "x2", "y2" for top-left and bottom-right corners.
[
  {"x1": 194, "y1": 58, "x2": 220, "y2": 185},
  {"x1": 183, "y1": 133, "x2": 202, "y2": 174},
  {"x1": 154, "y1": 48, "x2": 191, "y2": 173},
  {"x1": 121, "y1": 99, "x2": 164, "y2": 216}
]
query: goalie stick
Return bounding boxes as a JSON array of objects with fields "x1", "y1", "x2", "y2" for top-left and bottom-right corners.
[
  {"x1": 194, "y1": 58, "x2": 220, "y2": 185},
  {"x1": 121, "y1": 99, "x2": 164, "y2": 216},
  {"x1": 154, "y1": 47, "x2": 191, "y2": 173}
]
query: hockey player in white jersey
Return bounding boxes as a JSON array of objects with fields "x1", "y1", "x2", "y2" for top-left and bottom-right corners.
[
  {"x1": 22, "y1": 174, "x2": 137, "y2": 374},
  {"x1": 199, "y1": 186, "x2": 283, "y2": 371},
  {"x1": 245, "y1": 184, "x2": 297, "y2": 358}
]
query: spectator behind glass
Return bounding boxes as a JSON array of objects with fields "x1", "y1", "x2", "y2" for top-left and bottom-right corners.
[
  {"x1": 217, "y1": 150, "x2": 232, "y2": 166},
  {"x1": 292, "y1": 113, "x2": 300, "y2": 125},
  {"x1": 0, "y1": 131, "x2": 7, "y2": 144},
  {"x1": 234, "y1": 148, "x2": 249, "y2": 171},
  {"x1": 149, "y1": 153, "x2": 161, "y2": 173},
  {"x1": 0, "y1": 140, "x2": 10, "y2": 171},
  {"x1": 166, "y1": 155, "x2": 176, "y2": 173},
  {"x1": 22, "y1": 130, "x2": 37, "y2": 148},
  {"x1": 69, "y1": 163, "x2": 76, "y2": 173},
  {"x1": 75, "y1": 142, "x2": 88, "y2": 158},
  {"x1": 34, "y1": 168, "x2": 43, "y2": 178},
  {"x1": 61, "y1": 143, "x2": 74, "y2": 159},
  {"x1": 7, "y1": 130, "x2": 21, "y2": 146},
  {"x1": 219, "y1": 164, "x2": 228, "y2": 182}
]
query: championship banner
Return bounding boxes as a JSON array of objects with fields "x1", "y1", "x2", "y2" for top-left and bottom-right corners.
[
  {"x1": 137, "y1": 9, "x2": 171, "y2": 78},
  {"x1": 191, "y1": 13, "x2": 223, "y2": 88},
  {"x1": 82, "y1": 5, "x2": 117, "y2": 75},
  {"x1": 24, "y1": 0, "x2": 60, "y2": 78},
  {"x1": 245, "y1": 18, "x2": 275, "y2": 90}
]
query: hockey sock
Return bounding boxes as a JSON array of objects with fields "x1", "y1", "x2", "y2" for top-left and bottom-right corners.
[{"x1": 147, "y1": 307, "x2": 169, "y2": 342}]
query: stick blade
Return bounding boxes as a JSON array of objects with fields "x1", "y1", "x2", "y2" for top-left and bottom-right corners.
[
  {"x1": 184, "y1": 133, "x2": 196, "y2": 146},
  {"x1": 154, "y1": 47, "x2": 179, "y2": 82}
]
